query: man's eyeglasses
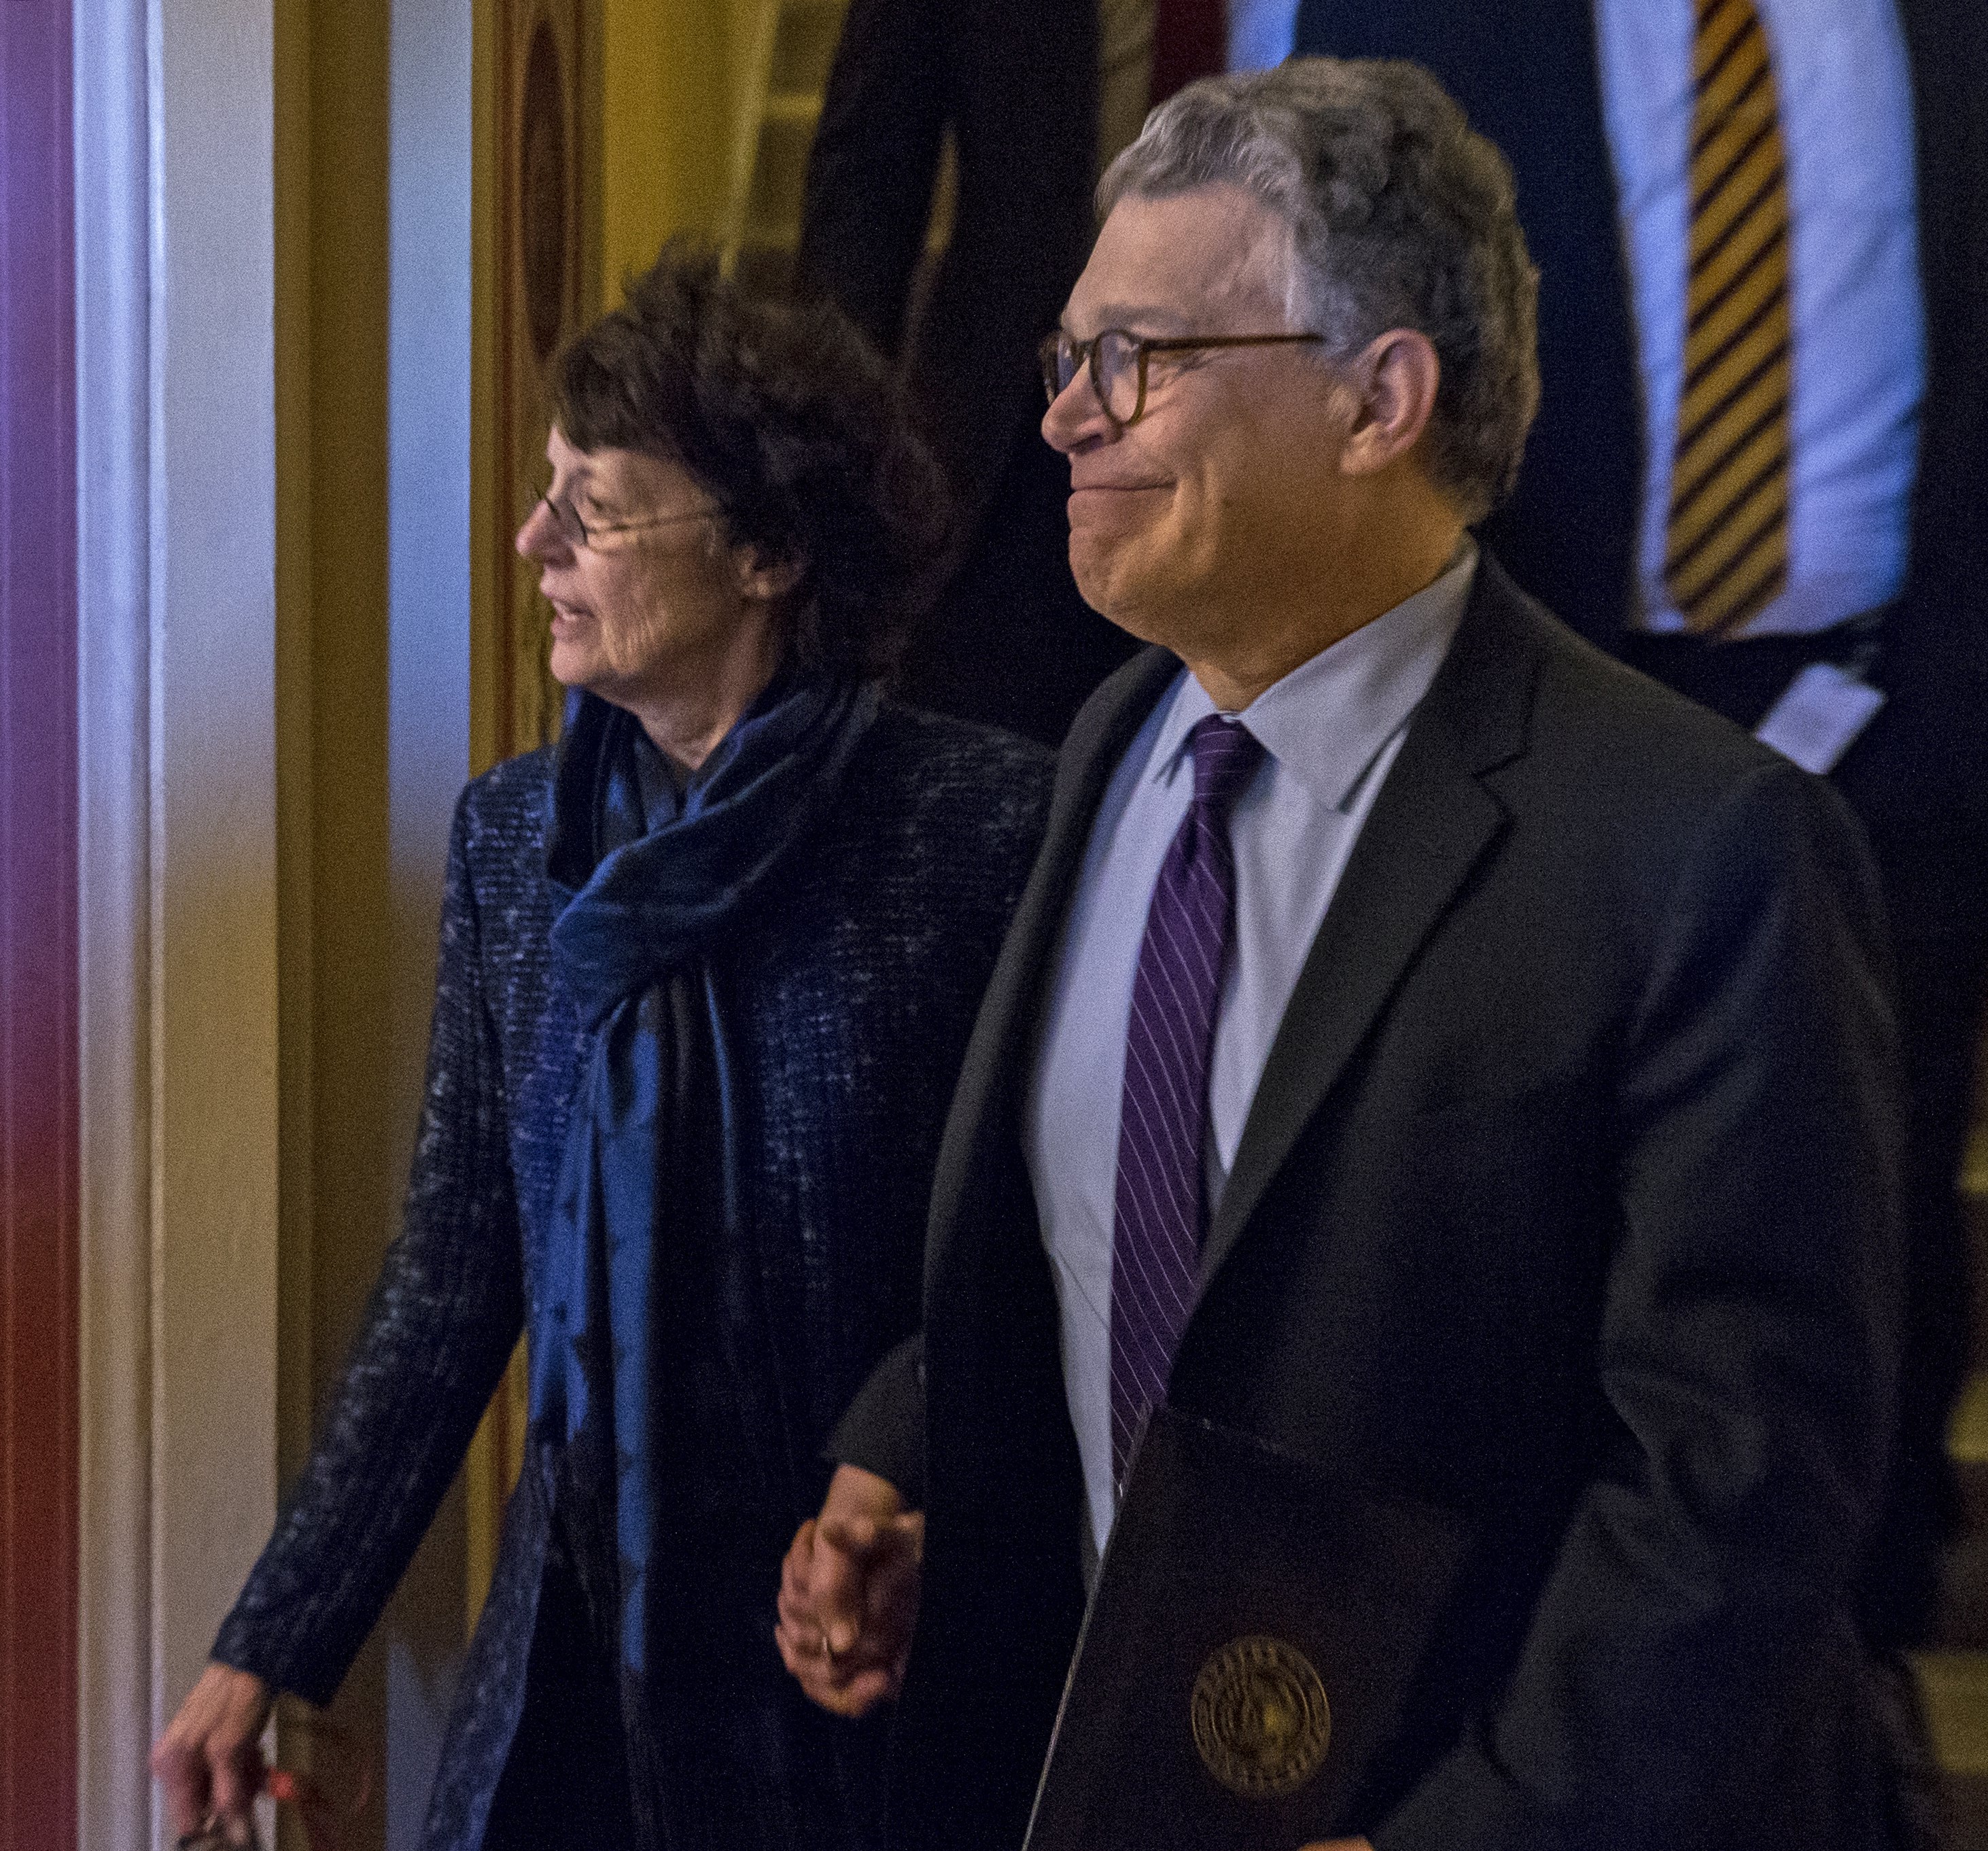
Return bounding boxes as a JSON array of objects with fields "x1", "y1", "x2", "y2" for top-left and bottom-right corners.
[
  {"x1": 1039, "y1": 328, "x2": 1327, "y2": 430},
  {"x1": 533, "y1": 485, "x2": 717, "y2": 551}
]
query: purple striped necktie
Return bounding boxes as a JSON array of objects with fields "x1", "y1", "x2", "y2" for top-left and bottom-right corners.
[{"x1": 1110, "y1": 714, "x2": 1266, "y2": 1482}]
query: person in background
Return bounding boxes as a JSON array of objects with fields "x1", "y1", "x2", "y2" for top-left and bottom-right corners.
[
  {"x1": 1285, "y1": 0, "x2": 1988, "y2": 1651},
  {"x1": 797, "y1": 0, "x2": 1302, "y2": 744},
  {"x1": 150, "y1": 249, "x2": 1053, "y2": 1851},
  {"x1": 780, "y1": 60, "x2": 1915, "y2": 1850}
]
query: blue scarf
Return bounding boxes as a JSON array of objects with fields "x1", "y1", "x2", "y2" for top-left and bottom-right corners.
[{"x1": 529, "y1": 674, "x2": 881, "y2": 1701}]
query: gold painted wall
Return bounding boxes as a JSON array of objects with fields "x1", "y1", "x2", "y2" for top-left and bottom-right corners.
[
  {"x1": 600, "y1": 0, "x2": 738, "y2": 299},
  {"x1": 273, "y1": 5, "x2": 439, "y2": 1847},
  {"x1": 274, "y1": 5, "x2": 475, "y2": 1846}
]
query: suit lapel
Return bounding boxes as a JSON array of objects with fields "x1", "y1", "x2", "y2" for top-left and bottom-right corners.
[
  {"x1": 1201, "y1": 565, "x2": 1546, "y2": 1283},
  {"x1": 924, "y1": 647, "x2": 1185, "y2": 1300}
]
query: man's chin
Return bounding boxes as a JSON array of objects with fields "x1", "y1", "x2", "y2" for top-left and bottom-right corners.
[
  {"x1": 1096, "y1": 598, "x2": 1173, "y2": 651},
  {"x1": 1068, "y1": 545, "x2": 1153, "y2": 642}
]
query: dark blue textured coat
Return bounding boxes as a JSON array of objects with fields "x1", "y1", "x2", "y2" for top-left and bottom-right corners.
[{"x1": 213, "y1": 705, "x2": 1053, "y2": 1850}]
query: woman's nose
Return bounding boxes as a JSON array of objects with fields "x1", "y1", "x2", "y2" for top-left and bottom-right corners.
[{"x1": 516, "y1": 496, "x2": 566, "y2": 561}]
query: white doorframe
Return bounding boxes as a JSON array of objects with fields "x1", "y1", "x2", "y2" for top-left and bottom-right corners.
[{"x1": 75, "y1": 3, "x2": 284, "y2": 1847}]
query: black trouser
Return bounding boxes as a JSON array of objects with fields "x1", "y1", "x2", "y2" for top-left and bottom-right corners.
[{"x1": 1624, "y1": 619, "x2": 1988, "y2": 1649}]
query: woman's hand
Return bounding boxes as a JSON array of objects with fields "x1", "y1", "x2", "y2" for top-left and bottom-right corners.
[
  {"x1": 151, "y1": 1661, "x2": 275, "y2": 1846},
  {"x1": 775, "y1": 1464, "x2": 924, "y2": 1718}
]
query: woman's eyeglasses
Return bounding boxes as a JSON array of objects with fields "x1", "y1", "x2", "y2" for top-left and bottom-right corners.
[
  {"x1": 1039, "y1": 327, "x2": 1327, "y2": 430},
  {"x1": 534, "y1": 486, "x2": 717, "y2": 551}
]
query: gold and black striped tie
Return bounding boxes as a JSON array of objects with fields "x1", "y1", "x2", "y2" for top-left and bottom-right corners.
[{"x1": 1664, "y1": 0, "x2": 1792, "y2": 636}]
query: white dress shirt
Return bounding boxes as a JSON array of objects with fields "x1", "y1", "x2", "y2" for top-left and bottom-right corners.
[{"x1": 1024, "y1": 547, "x2": 1476, "y2": 1557}]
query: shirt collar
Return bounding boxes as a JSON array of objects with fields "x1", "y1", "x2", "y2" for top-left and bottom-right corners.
[{"x1": 1148, "y1": 540, "x2": 1478, "y2": 812}]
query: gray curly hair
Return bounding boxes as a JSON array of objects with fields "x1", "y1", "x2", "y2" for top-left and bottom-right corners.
[{"x1": 1100, "y1": 57, "x2": 1540, "y2": 522}]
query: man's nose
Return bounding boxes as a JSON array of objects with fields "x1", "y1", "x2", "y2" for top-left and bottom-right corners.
[{"x1": 1042, "y1": 366, "x2": 1115, "y2": 453}]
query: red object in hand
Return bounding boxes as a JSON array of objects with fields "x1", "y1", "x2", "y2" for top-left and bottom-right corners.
[
  {"x1": 177, "y1": 1735, "x2": 370, "y2": 1851},
  {"x1": 271, "y1": 1761, "x2": 374, "y2": 1851}
]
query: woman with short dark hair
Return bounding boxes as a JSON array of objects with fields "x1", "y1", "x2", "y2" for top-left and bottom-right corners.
[{"x1": 152, "y1": 248, "x2": 1053, "y2": 1851}]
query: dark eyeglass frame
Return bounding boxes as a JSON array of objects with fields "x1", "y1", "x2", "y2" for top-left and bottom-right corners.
[
  {"x1": 1039, "y1": 327, "x2": 1327, "y2": 430},
  {"x1": 534, "y1": 484, "x2": 717, "y2": 551}
]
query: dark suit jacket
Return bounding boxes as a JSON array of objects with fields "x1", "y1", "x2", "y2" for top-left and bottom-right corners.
[
  {"x1": 1293, "y1": 0, "x2": 1988, "y2": 1653},
  {"x1": 795, "y1": 0, "x2": 1143, "y2": 750},
  {"x1": 1291, "y1": 0, "x2": 1988, "y2": 832},
  {"x1": 844, "y1": 561, "x2": 1906, "y2": 1850}
]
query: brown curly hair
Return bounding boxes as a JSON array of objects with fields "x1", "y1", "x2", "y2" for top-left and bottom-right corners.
[{"x1": 549, "y1": 246, "x2": 952, "y2": 680}]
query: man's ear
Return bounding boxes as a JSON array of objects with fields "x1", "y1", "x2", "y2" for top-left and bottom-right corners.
[
  {"x1": 733, "y1": 544, "x2": 804, "y2": 604},
  {"x1": 1340, "y1": 328, "x2": 1442, "y2": 478}
]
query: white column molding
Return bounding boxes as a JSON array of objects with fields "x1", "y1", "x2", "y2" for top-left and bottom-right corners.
[{"x1": 75, "y1": 1, "x2": 158, "y2": 1845}]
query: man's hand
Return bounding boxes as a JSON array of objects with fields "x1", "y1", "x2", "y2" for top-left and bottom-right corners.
[
  {"x1": 151, "y1": 1661, "x2": 274, "y2": 1846},
  {"x1": 776, "y1": 1464, "x2": 924, "y2": 1718}
]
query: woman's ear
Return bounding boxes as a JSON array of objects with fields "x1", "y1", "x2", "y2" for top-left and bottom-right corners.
[{"x1": 733, "y1": 544, "x2": 803, "y2": 604}]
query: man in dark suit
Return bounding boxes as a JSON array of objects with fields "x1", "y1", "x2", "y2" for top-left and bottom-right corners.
[
  {"x1": 796, "y1": 0, "x2": 1139, "y2": 744},
  {"x1": 1287, "y1": 0, "x2": 1988, "y2": 1646},
  {"x1": 779, "y1": 58, "x2": 1908, "y2": 1850}
]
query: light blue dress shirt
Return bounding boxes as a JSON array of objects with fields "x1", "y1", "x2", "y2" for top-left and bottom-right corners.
[
  {"x1": 1235, "y1": 1, "x2": 1923, "y2": 638},
  {"x1": 1594, "y1": 0, "x2": 1923, "y2": 636},
  {"x1": 1024, "y1": 547, "x2": 1476, "y2": 1557}
]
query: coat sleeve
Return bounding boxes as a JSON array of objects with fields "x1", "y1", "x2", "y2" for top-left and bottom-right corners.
[
  {"x1": 211, "y1": 793, "x2": 527, "y2": 1707},
  {"x1": 1379, "y1": 759, "x2": 1906, "y2": 1851},
  {"x1": 792, "y1": 0, "x2": 951, "y2": 360},
  {"x1": 829, "y1": 1331, "x2": 927, "y2": 1507}
]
